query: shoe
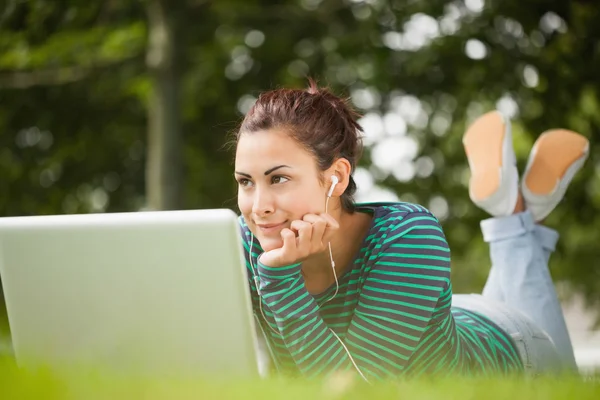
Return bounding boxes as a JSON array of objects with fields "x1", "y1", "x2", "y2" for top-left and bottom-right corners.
[
  {"x1": 521, "y1": 129, "x2": 589, "y2": 222},
  {"x1": 463, "y1": 110, "x2": 519, "y2": 217}
]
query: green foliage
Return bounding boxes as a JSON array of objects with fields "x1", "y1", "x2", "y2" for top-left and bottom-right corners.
[
  {"x1": 0, "y1": 23, "x2": 145, "y2": 69},
  {"x1": 0, "y1": 0, "x2": 599, "y2": 324}
]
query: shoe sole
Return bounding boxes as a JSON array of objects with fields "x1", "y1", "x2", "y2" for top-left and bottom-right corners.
[
  {"x1": 524, "y1": 129, "x2": 589, "y2": 195},
  {"x1": 463, "y1": 111, "x2": 506, "y2": 200}
]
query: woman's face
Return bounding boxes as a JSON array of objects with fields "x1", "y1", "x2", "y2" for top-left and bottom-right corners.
[{"x1": 235, "y1": 129, "x2": 328, "y2": 252}]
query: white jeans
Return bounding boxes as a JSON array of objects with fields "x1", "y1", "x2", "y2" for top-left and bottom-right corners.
[{"x1": 454, "y1": 210, "x2": 578, "y2": 375}]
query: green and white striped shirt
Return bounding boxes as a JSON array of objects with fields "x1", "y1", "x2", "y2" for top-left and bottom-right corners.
[{"x1": 240, "y1": 202, "x2": 523, "y2": 379}]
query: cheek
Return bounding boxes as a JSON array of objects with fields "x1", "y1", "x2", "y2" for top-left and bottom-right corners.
[
  {"x1": 237, "y1": 184, "x2": 324, "y2": 218},
  {"x1": 237, "y1": 191, "x2": 253, "y2": 216},
  {"x1": 280, "y1": 186, "x2": 324, "y2": 215}
]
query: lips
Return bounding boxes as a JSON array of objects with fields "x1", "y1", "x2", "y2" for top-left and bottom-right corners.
[{"x1": 256, "y1": 221, "x2": 287, "y2": 235}]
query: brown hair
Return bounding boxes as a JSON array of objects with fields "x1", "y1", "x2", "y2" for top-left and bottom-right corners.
[{"x1": 236, "y1": 79, "x2": 363, "y2": 212}]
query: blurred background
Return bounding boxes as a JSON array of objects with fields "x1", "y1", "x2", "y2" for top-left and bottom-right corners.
[{"x1": 0, "y1": 0, "x2": 598, "y2": 368}]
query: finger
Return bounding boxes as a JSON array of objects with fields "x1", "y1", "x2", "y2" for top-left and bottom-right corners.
[
  {"x1": 301, "y1": 213, "x2": 321, "y2": 223},
  {"x1": 280, "y1": 228, "x2": 297, "y2": 255},
  {"x1": 302, "y1": 214, "x2": 327, "y2": 249},
  {"x1": 319, "y1": 213, "x2": 340, "y2": 229},
  {"x1": 290, "y1": 220, "x2": 312, "y2": 256},
  {"x1": 320, "y1": 213, "x2": 339, "y2": 243}
]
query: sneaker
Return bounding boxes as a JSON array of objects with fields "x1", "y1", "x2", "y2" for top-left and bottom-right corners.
[
  {"x1": 463, "y1": 111, "x2": 519, "y2": 217},
  {"x1": 521, "y1": 129, "x2": 589, "y2": 222}
]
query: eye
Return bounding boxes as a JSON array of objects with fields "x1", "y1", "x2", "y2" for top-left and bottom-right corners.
[
  {"x1": 271, "y1": 175, "x2": 289, "y2": 184},
  {"x1": 238, "y1": 178, "x2": 254, "y2": 188}
]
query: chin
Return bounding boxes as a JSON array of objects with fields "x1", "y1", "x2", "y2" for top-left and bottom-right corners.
[{"x1": 256, "y1": 236, "x2": 283, "y2": 252}]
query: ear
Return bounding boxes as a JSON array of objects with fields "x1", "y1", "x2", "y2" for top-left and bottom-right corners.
[{"x1": 327, "y1": 158, "x2": 352, "y2": 197}]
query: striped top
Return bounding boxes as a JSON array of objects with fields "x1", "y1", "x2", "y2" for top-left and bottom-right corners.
[{"x1": 239, "y1": 202, "x2": 523, "y2": 379}]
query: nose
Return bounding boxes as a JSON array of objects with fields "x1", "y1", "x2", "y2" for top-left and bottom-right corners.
[{"x1": 252, "y1": 187, "x2": 275, "y2": 217}]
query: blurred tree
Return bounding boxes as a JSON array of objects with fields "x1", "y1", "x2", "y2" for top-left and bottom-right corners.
[
  {"x1": 0, "y1": 0, "x2": 599, "y2": 327},
  {"x1": 145, "y1": 0, "x2": 184, "y2": 210}
]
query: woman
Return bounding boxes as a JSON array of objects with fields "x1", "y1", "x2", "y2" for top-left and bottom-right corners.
[{"x1": 233, "y1": 81, "x2": 589, "y2": 381}]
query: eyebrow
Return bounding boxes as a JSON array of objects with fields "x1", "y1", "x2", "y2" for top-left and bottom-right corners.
[
  {"x1": 235, "y1": 165, "x2": 291, "y2": 178},
  {"x1": 264, "y1": 165, "x2": 290, "y2": 175}
]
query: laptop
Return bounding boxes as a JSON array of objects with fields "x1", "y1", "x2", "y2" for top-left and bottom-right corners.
[{"x1": 0, "y1": 208, "x2": 262, "y2": 378}]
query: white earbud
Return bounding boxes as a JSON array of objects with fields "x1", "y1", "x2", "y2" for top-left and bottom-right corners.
[{"x1": 327, "y1": 175, "x2": 339, "y2": 198}]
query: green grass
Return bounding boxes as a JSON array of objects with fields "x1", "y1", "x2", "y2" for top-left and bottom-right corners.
[
  {"x1": 0, "y1": 356, "x2": 599, "y2": 400},
  {"x1": 1, "y1": 329, "x2": 599, "y2": 399}
]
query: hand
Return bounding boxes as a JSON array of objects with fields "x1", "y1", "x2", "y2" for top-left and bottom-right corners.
[{"x1": 258, "y1": 213, "x2": 339, "y2": 268}]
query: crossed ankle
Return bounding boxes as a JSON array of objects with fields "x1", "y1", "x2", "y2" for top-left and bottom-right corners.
[{"x1": 512, "y1": 193, "x2": 525, "y2": 214}]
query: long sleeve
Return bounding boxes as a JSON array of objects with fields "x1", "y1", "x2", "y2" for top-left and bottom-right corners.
[{"x1": 254, "y1": 211, "x2": 452, "y2": 380}]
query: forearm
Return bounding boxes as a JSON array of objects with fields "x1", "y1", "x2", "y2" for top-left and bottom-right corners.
[{"x1": 256, "y1": 261, "x2": 357, "y2": 378}]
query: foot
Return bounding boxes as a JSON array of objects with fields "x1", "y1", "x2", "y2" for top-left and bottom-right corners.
[
  {"x1": 521, "y1": 129, "x2": 589, "y2": 222},
  {"x1": 463, "y1": 111, "x2": 520, "y2": 217}
]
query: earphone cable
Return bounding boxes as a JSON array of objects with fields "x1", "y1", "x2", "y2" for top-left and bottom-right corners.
[{"x1": 248, "y1": 180, "x2": 370, "y2": 383}]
